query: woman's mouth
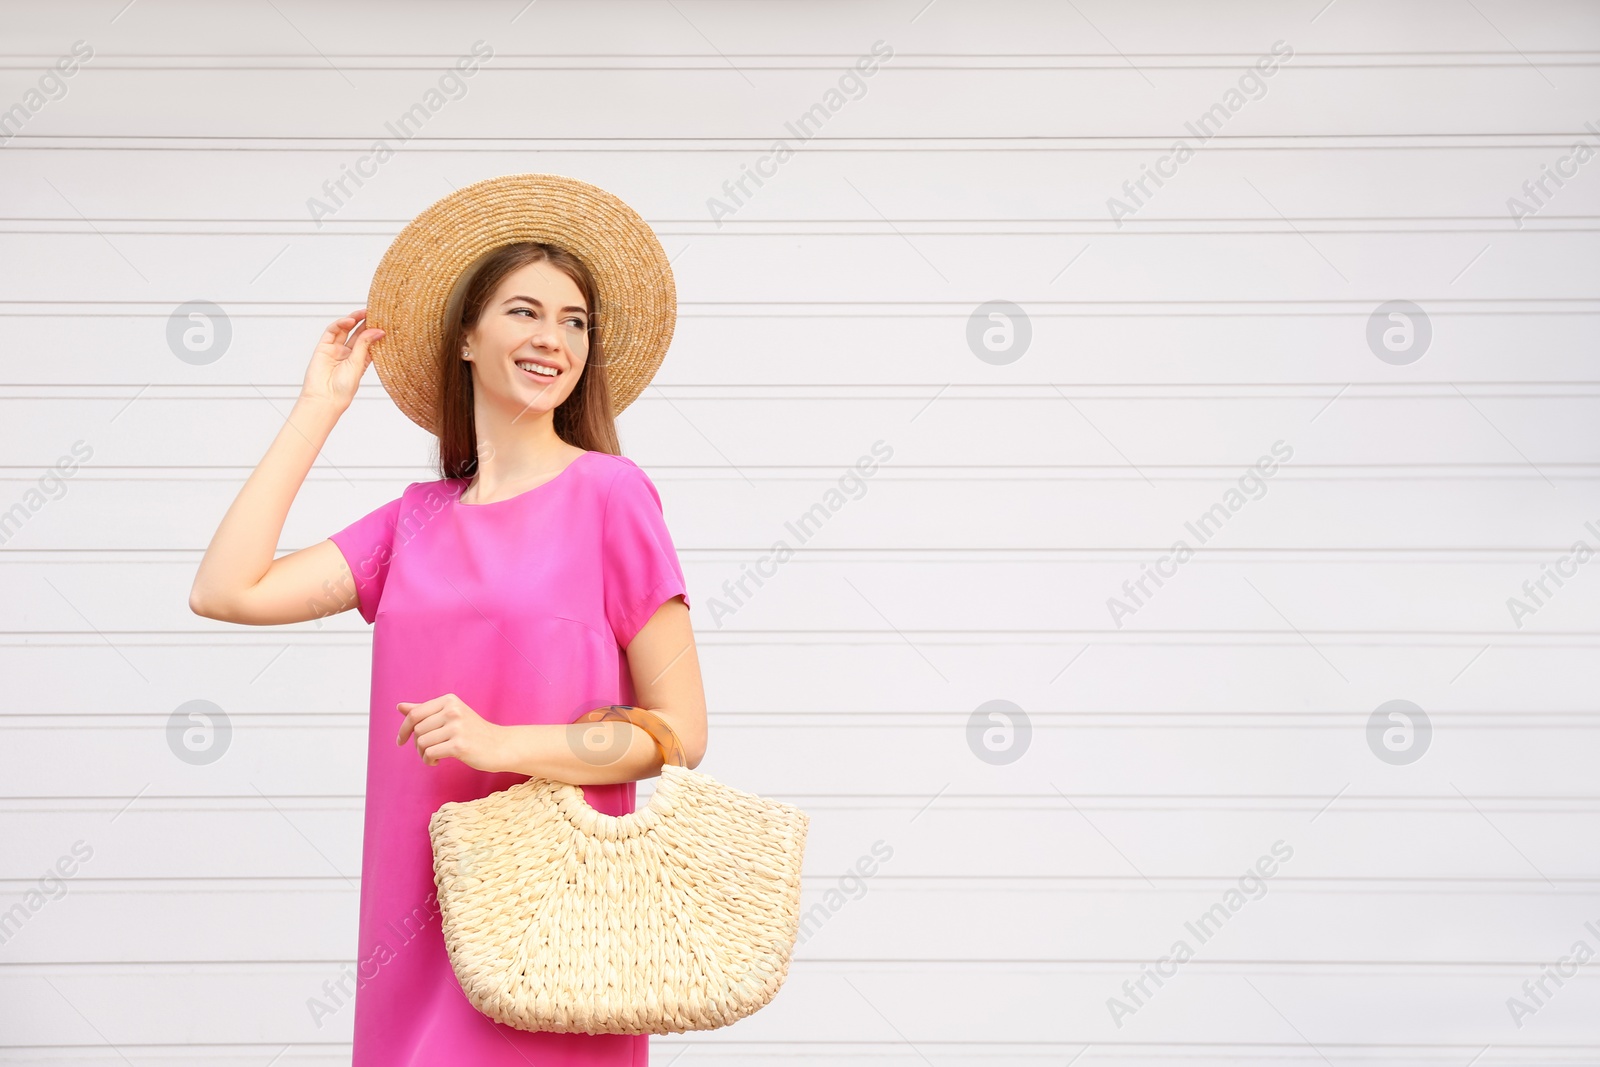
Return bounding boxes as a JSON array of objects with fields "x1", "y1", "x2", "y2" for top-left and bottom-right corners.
[{"x1": 514, "y1": 359, "x2": 560, "y2": 382}]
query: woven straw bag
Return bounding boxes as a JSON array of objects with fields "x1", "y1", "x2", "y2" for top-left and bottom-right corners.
[{"x1": 427, "y1": 704, "x2": 810, "y2": 1035}]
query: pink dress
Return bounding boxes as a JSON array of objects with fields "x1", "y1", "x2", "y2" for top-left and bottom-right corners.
[{"x1": 326, "y1": 449, "x2": 690, "y2": 1066}]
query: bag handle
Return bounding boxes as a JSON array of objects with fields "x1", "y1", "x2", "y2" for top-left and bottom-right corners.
[{"x1": 573, "y1": 704, "x2": 688, "y2": 769}]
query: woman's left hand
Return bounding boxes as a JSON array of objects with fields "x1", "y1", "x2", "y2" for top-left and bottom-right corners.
[{"x1": 396, "y1": 694, "x2": 507, "y2": 771}]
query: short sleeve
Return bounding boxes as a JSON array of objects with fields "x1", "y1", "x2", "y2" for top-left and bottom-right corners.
[
  {"x1": 602, "y1": 460, "x2": 691, "y2": 648},
  {"x1": 327, "y1": 487, "x2": 409, "y2": 625}
]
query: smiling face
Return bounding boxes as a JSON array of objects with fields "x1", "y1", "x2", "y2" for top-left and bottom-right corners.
[{"x1": 462, "y1": 260, "x2": 591, "y2": 420}]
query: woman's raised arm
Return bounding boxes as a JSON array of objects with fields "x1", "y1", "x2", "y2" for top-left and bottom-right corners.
[{"x1": 188, "y1": 310, "x2": 383, "y2": 626}]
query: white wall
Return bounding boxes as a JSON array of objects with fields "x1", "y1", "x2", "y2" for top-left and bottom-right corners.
[{"x1": 3, "y1": 1, "x2": 1598, "y2": 1064}]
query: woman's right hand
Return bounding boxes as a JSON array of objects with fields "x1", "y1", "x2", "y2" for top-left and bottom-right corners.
[{"x1": 299, "y1": 309, "x2": 384, "y2": 411}]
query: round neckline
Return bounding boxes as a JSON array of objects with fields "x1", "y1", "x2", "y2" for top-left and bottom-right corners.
[{"x1": 454, "y1": 449, "x2": 594, "y2": 508}]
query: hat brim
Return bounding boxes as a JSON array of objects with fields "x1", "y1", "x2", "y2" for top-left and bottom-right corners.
[{"x1": 365, "y1": 173, "x2": 676, "y2": 436}]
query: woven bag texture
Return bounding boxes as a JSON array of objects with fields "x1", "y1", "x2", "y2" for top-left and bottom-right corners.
[{"x1": 429, "y1": 763, "x2": 809, "y2": 1034}]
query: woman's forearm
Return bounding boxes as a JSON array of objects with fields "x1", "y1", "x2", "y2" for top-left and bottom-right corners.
[
  {"x1": 493, "y1": 720, "x2": 665, "y2": 784},
  {"x1": 189, "y1": 396, "x2": 343, "y2": 616}
]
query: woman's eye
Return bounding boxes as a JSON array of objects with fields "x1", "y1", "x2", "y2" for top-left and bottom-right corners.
[{"x1": 510, "y1": 308, "x2": 585, "y2": 329}]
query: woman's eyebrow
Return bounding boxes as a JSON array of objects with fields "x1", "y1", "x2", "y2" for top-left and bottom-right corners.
[{"x1": 499, "y1": 295, "x2": 588, "y2": 315}]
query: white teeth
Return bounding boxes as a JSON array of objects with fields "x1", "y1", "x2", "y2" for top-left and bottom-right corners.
[{"x1": 515, "y1": 360, "x2": 558, "y2": 378}]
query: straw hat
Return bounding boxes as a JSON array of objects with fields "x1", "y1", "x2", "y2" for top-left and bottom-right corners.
[{"x1": 365, "y1": 173, "x2": 677, "y2": 436}]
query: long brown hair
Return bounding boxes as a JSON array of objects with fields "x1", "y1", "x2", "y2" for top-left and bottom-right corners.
[{"x1": 435, "y1": 241, "x2": 621, "y2": 480}]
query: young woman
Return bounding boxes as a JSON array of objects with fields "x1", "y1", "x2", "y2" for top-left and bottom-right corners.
[{"x1": 189, "y1": 179, "x2": 704, "y2": 1065}]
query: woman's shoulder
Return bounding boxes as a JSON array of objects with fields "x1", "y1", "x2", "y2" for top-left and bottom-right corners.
[
  {"x1": 583, "y1": 450, "x2": 652, "y2": 485},
  {"x1": 579, "y1": 454, "x2": 672, "y2": 529},
  {"x1": 410, "y1": 475, "x2": 465, "y2": 494},
  {"x1": 584, "y1": 449, "x2": 637, "y2": 470},
  {"x1": 398, "y1": 477, "x2": 467, "y2": 509}
]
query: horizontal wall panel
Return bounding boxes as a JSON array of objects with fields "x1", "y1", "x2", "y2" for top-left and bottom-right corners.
[
  {"x1": 8, "y1": 554, "x2": 1600, "y2": 635},
  {"x1": 4, "y1": 713, "x2": 1599, "y2": 798},
  {"x1": 3, "y1": 804, "x2": 1594, "y2": 882},
  {"x1": 3, "y1": 231, "x2": 1597, "y2": 303},
  {"x1": 5, "y1": 312, "x2": 1597, "y2": 385},
  {"x1": 8, "y1": 391, "x2": 1599, "y2": 471},
  {"x1": 3, "y1": 140, "x2": 1599, "y2": 224},
  {"x1": 3, "y1": 879, "x2": 1597, "y2": 965},
  {"x1": 3, "y1": 473, "x2": 1596, "y2": 553},
  {"x1": 2, "y1": 961, "x2": 1598, "y2": 1048},
  {"x1": 6, "y1": 0, "x2": 1598, "y2": 55},
  {"x1": 4, "y1": 60, "x2": 1598, "y2": 139},
  {"x1": 3, "y1": 639, "x2": 1596, "y2": 717}
]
